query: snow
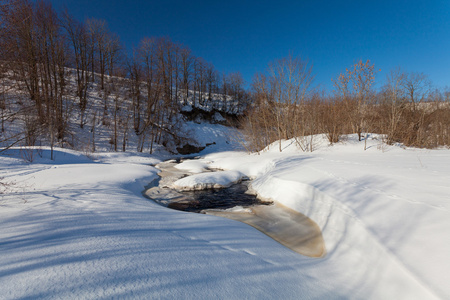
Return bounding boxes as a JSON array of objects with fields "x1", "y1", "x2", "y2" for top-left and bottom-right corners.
[
  {"x1": 199, "y1": 134, "x2": 450, "y2": 299},
  {"x1": 212, "y1": 111, "x2": 226, "y2": 123},
  {"x1": 183, "y1": 121, "x2": 244, "y2": 154},
  {"x1": 180, "y1": 104, "x2": 193, "y2": 112},
  {"x1": 216, "y1": 205, "x2": 253, "y2": 213},
  {"x1": 2, "y1": 148, "x2": 300, "y2": 299},
  {"x1": 174, "y1": 159, "x2": 209, "y2": 173},
  {"x1": 1, "y1": 134, "x2": 450, "y2": 299},
  {"x1": 172, "y1": 170, "x2": 245, "y2": 190}
]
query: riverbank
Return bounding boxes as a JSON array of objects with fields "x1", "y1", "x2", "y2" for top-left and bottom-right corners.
[
  {"x1": 145, "y1": 158, "x2": 325, "y2": 257},
  {"x1": 190, "y1": 134, "x2": 450, "y2": 299},
  {"x1": 1, "y1": 134, "x2": 449, "y2": 299}
]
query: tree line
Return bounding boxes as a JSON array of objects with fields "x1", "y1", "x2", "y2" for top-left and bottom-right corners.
[
  {"x1": 0, "y1": 0, "x2": 249, "y2": 157},
  {"x1": 1, "y1": 0, "x2": 449, "y2": 157},
  {"x1": 243, "y1": 56, "x2": 450, "y2": 152}
]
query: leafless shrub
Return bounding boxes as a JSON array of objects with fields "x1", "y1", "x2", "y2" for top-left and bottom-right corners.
[
  {"x1": 0, "y1": 176, "x2": 16, "y2": 196},
  {"x1": 373, "y1": 69, "x2": 449, "y2": 148}
]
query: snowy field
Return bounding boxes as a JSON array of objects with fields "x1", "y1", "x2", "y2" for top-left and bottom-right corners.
[{"x1": 1, "y1": 134, "x2": 450, "y2": 299}]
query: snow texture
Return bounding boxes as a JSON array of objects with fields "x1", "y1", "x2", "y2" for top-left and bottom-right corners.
[
  {"x1": 172, "y1": 170, "x2": 245, "y2": 190},
  {"x1": 1, "y1": 134, "x2": 450, "y2": 299},
  {"x1": 174, "y1": 159, "x2": 209, "y2": 173}
]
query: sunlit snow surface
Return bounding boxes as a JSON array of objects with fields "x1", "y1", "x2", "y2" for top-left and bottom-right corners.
[
  {"x1": 1, "y1": 134, "x2": 450, "y2": 299},
  {"x1": 173, "y1": 170, "x2": 246, "y2": 190}
]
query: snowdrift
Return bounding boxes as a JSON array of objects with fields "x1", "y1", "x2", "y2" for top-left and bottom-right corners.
[{"x1": 1, "y1": 134, "x2": 450, "y2": 299}]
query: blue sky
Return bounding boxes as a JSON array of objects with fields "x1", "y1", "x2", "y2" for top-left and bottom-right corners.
[{"x1": 49, "y1": 0, "x2": 450, "y2": 91}]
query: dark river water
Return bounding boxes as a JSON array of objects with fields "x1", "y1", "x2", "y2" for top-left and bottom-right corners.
[{"x1": 168, "y1": 182, "x2": 273, "y2": 212}]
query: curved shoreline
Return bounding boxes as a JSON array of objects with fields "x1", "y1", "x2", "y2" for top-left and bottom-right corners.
[{"x1": 145, "y1": 158, "x2": 326, "y2": 258}]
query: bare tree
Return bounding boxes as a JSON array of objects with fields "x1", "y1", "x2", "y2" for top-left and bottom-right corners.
[
  {"x1": 105, "y1": 32, "x2": 122, "y2": 80},
  {"x1": 203, "y1": 62, "x2": 216, "y2": 107},
  {"x1": 227, "y1": 72, "x2": 246, "y2": 114},
  {"x1": 138, "y1": 37, "x2": 159, "y2": 118},
  {"x1": 265, "y1": 55, "x2": 314, "y2": 151},
  {"x1": 193, "y1": 57, "x2": 207, "y2": 106},
  {"x1": 402, "y1": 71, "x2": 431, "y2": 111},
  {"x1": 334, "y1": 59, "x2": 377, "y2": 144},
  {"x1": 85, "y1": 18, "x2": 108, "y2": 90},
  {"x1": 37, "y1": 0, "x2": 69, "y2": 157},
  {"x1": 319, "y1": 96, "x2": 347, "y2": 144},
  {"x1": 220, "y1": 72, "x2": 229, "y2": 111},
  {"x1": 243, "y1": 55, "x2": 314, "y2": 152},
  {"x1": 127, "y1": 51, "x2": 143, "y2": 134},
  {"x1": 380, "y1": 67, "x2": 407, "y2": 144},
  {"x1": 180, "y1": 47, "x2": 192, "y2": 105},
  {"x1": 61, "y1": 10, "x2": 91, "y2": 128},
  {"x1": 244, "y1": 72, "x2": 277, "y2": 151}
]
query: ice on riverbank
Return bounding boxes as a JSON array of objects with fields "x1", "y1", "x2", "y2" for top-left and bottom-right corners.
[{"x1": 204, "y1": 202, "x2": 326, "y2": 258}]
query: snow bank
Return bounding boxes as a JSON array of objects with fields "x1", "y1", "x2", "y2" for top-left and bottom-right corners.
[
  {"x1": 172, "y1": 170, "x2": 245, "y2": 190},
  {"x1": 205, "y1": 151, "x2": 276, "y2": 178},
  {"x1": 174, "y1": 159, "x2": 209, "y2": 173},
  {"x1": 2, "y1": 147, "x2": 342, "y2": 299},
  {"x1": 200, "y1": 134, "x2": 450, "y2": 299},
  {"x1": 183, "y1": 121, "x2": 244, "y2": 154},
  {"x1": 2, "y1": 135, "x2": 450, "y2": 299}
]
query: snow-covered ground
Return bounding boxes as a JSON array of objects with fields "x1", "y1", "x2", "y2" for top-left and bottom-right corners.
[{"x1": 1, "y1": 134, "x2": 449, "y2": 299}]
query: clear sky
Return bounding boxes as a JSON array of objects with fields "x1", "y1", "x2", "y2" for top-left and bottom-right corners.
[{"x1": 48, "y1": 0, "x2": 450, "y2": 91}]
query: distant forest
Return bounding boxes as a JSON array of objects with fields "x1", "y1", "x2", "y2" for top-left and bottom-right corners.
[
  {"x1": 1, "y1": 0, "x2": 449, "y2": 157},
  {"x1": 245, "y1": 57, "x2": 450, "y2": 151}
]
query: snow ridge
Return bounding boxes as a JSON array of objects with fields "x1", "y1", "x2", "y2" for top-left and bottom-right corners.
[{"x1": 252, "y1": 174, "x2": 439, "y2": 299}]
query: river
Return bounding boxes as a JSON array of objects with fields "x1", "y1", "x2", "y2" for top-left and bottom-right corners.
[{"x1": 145, "y1": 158, "x2": 326, "y2": 258}]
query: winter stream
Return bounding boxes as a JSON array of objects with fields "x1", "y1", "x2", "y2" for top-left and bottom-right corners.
[{"x1": 145, "y1": 159, "x2": 326, "y2": 258}]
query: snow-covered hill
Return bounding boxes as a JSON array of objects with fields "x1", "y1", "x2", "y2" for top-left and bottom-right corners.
[{"x1": 0, "y1": 68, "x2": 244, "y2": 157}]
